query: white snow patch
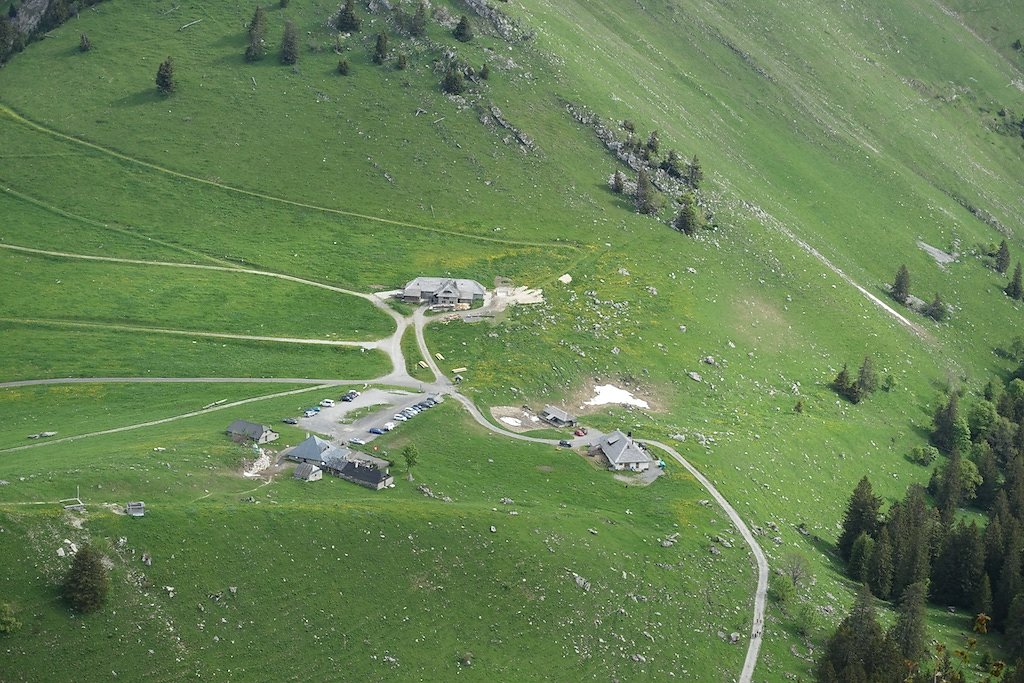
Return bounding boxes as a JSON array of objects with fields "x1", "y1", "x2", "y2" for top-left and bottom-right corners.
[
  {"x1": 500, "y1": 416, "x2": 523, "y2": 427},
  {"x1": 583, "y1": 384, "x2": 649, "y2": 409}
]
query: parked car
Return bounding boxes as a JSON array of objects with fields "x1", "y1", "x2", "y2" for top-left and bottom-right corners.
[
  {"x1": 574, "y1": 427, "x2": 588, "y2": 437},
  {"x1": 558, "y1": 440, "x2": 573, "y2": 448},
  {"x1": 382, "y1": 422, "x2": 397, "y2": 431},
  {"x1": 416, "y1": 402, "x2": 431, "y2": 410},
  {"x1": 393, "y1": 414, "x2": 408, "y2": 422},
  {"x1": 348, "y1": 437, "x2": 367, "y2": 446},
  {"x1": 424, "y1": 398, "x2": 438, "y2": 406},
  {"x1": 342, "y1": 390, "x2": 360, "y2": 402},
  {"x1": 320, "y1": 399, "x2": 335, "y2": 408},
  {"x1": 303, "y1": 409, "x2": 317, "y2": 418},
  {"x1": 401, "y1": 409, "x2": 416, "y2": 418},
  {"x1": 368, "y1": 427, "x2": 385, "y2": 435},
  {"x1": 282, "y1": 418, "x2": 298, "y2": 425}
]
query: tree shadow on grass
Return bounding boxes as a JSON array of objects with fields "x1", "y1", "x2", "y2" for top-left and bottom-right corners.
[{"x1": 114, "y1": 89, "x2": 164, "y2": 107}]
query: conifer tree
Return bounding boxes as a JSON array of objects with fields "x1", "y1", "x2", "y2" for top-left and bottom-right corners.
[
  {"x1": 1008, "y1": 594, "x2": 1024, "y2": 661},
  {"x1": 838, "y1": 476, "x2": 882, "y2": 561},
  {"x1": 997, "y1": 239, "x2": 1012, "y2": 274},
  {"x1": 245, "y1": 5, "x2": 268, "y2": 62},
  {"x1": 848, "y1": 531, "x2": 874, "y2": 582},
  {"x1": 396, "y1": 52, "x2": 407, "y2": 70},
  {"x1": 62, "y1": 545, "x2": 109, "y2": 613},
  {"x1": 976, "y1": 573, "x2": 994, "y2": 616},
  {"x1": 479, "y1": 62, "x2": 489, "y2": 80},
  {"x1": 673, "y1": 194, "x2": 699, "y2": 235},
  {"x1": 832, "y1": 363, "x2": 853, "y2": 396},
  {"x1": 280, "y1": 20, "x2": 298, "y2": 65},
  {"x1": 933, "y1": 393, "x2": 961, "y2": 454},
  {"x1": 867, "y1": 527, "x2": 894, "y2": 599},
  {"x1": 924, "y1": 292, "x2": 948, "y2": 321},
  {"x1": 611, "y1": 170, "x2": 624, "y2": 194},
  {"x1": 890, "y1": 580, "x2": 928, "y2": 662},
  {"x1": 892, "y1": 264, "x2": 911, "y2": 304},
  {"x1": 816, "y1": 583, "x2": 900, "y2": 682},
  {"x1": 634, "y1": 169, "x2": 662, "y2": 215},
  {"x1": 409, "y1": 2, "x2": 427, "y2": 37},
  {"x1": 337, "y1": 59, "x2": 350, "y2": 75},
  {"x1": 441, "y1": 66, "x2": 464, "y2": 94},
  {"x1": 372, "y1": 31, "x2": 387, "y2": 64},
  {"x1": 660, "y1": 149, "x2": 683, "y2": 178},
  {"x1": 337, "y1": 0, "x2": 361, "y2": 32},
  {"x1": 453, "y1": 15, "x2": 473, "y2": 42},
  {"x1": 79, "y1": 32, "x2": 91, "y2": 52},
  {"x1": 645, "y1": 129, "x2": 660, "y2": 156},
  {"x1": 686, "y1": 155, "x2": 703, "y2": 189},
  {"x1": 155, "y1": 56, "x2": 176, "y2": 94},
  {"x1": 1008, "y1": 262, "x2": 1023, "y2": 300},
  {"x1": 856, "y1": 356, "x2": 878, "y2": 395}
]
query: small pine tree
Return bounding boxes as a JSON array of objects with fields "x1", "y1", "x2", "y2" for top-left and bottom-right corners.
[
  {"x1": 409, "y1": 2, "x2": 427, "y2": 38},
  {"x1": 79, "y1": 32, "x2": 91, "y2": 52},
  {"x1": 832, "y1": 364, "x2": 853, "y2": 398},
  {"x1": 396, "y1": 52, "x2": 407, "y2": 70},
  {"x1": 673, "y1": 194, "x2": 699, "y2": 235},
  {"x1": 479, "y1": 62, "x2": 489, "y2": 80},
  {"x1": 635, "y1": 169, "x2": 662, "y2": 215},
  {"x1": 372, "y1": 32, "x2": 387, "y2": 64},
  {"x1": 611, "y1": 171, "x2": 624, "y2": 194},
  {"x1": 856, "y1": 356, "x2": 878, "y2": 395},
  {"x1": 155, "y1": 56, "x2": 176, "y2": 95},
  {"x1": 661, "y1": 149, "x2": 683, "y2": 178},
  {"x1": 686, "y1": 155, "x2": 703, "y2": 189},
  {"x1": 1007, "y1": 262, "x2": 1023, "y2": 300},
  {"x1": 453, "y1": 15, "x2": 473, "y2": 42},
  {"x1": 336, "y1": 0, "x2": 361, "y2": 33},
  {"x1": 646, "y1": 129, "x2": 660, "y2": 156},
  {"x1": 62, "y1": 545, "x2": 109, "y2": 613},
  {"x1": 280, "y1": 20, "x2": 298, "y2": 65},
  {"x1": 924, "y1": 292, "x2": 947, "y2": 321},
  {"x1": 892, "y1": 264, "x2": 910, "y2": 304},
  {"x1": 337, "y1": 59, "x2": 350, "y2": 75},
  {"x1": 997, "y1": 239, "x2": 1011, "y2": 274},
  {"x1": 441, "y1": 66, "x2": 464, "y2": 94},
  {"x1": 245, "y1": 5, "x2": 267, "y2": 62},
  {"x1": 837, "y1": 476, "x2": 881, "y2": 562}
]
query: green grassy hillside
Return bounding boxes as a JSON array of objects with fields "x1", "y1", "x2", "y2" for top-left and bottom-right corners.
[{"x1": 0, "y1": 0, "x2": 1022, "y2": 679}]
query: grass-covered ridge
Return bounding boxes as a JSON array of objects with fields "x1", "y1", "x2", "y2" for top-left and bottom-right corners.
[{"x1": 0, "y1": 0, "x2": 1022, "y2": 678}]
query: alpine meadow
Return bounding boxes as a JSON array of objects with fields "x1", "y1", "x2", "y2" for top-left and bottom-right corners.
[{"x1": 1, "y1": 0, "x2": 1023, "y2": 681}]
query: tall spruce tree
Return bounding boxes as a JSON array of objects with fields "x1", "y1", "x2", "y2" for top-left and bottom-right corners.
[
  {"x1": 280, "y1": 20, "x2": 298, "y2": 65},
  {"x1": 933, "y1": 393, "x2": 961, "y2": 454},
  {"x1": 441, "y1": 66, "x2": 464, "y2": 94},
  {"x1": 867, "y1": 527, "x2": 894, "y2": 599},
  {"x1": 998, "y1": 239, "x2": 1012, "y2": 274},
  {"x1": 337, "y1": 0, "x2": 361, "y2": 32},
  {"x1": 79, "y1": 32, "x2": 91, "y2": 52},
  {"x1": 890, "y1": 580, "x2": 928, "y2": 662},
  {"x1": 155, "y1": 56, "x2": 176, "y2": 94},
  {"x1": 1008, "y1": 594, "x2": 1024, "y2": 661},
  {"x1": 837, "y1": 476, "x2": 882, "y2": 561},
  {"x1": 62, "y1": 544, "x2": 109, "y2": 613},
  {"x1": 1008, "y1": 262, "x2": 1024, "y2": 300},
  {"x1": 816, "y1": 583, "x2": 900, "y2": 682},
  {"x1": 245, "y1": 5, "x2": 268, "y2": 61},
  {"x1": 892, "y1": 264, "x2": 911, "y2": 304},
  {"x1": 849, "y1": 532, "x2": 874, "y2": 582}
]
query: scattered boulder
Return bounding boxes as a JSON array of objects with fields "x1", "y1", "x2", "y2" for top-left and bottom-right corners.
[
  {"x1": 688, "y1": 371, "x2": 703, "y2": 383},
  {"x1": 730, "y1": 632, "x2": 741, "y2": 644}
]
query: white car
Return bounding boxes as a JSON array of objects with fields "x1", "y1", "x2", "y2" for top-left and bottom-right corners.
[
  {"x1": 320, "y1": 399, "x2": 335, "y2": 408},
  {"x1": 393, "y1": 414, "x2": 408, "y2": 422},
  {"x1": 348, "y1": 437, "x2": 366, "y2": 446},
  {"x1": 383, "y1": 422, "x2": 397, "y2": 431}
]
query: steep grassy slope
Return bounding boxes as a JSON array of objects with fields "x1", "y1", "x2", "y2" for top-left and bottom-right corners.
[
  {"x1": 0, "y1": 0, "x2": 1022, "y2": 679},
  {"x1": 0, "y1": 402, "x2": 752, "y2": 682}
]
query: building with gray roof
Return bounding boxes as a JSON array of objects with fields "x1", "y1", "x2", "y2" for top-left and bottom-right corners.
[
  {"x1": 589, "y1": 430, "x2": 652, "y2": 472},
  {"x1": 402, "y1": 277, "x2": 486, "y2": 306},
  {"x1": 226, "y1": 420, "x2": 279, "y2": 444}
]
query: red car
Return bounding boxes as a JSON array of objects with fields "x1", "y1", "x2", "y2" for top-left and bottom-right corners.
[{"x1": 574, "y1": 427, "x2": 587, "y2": 437}]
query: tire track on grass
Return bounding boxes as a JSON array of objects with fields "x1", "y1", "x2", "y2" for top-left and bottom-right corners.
[
  {"x1": 0, "y1": 384, "x2": 334, "y2": 454},
  {"x1": 0, "y1": 103, "x2": 580, "y2": 251},
  {"x1": 0, "y1": 317, "x2": 380, "y2": 348}
]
